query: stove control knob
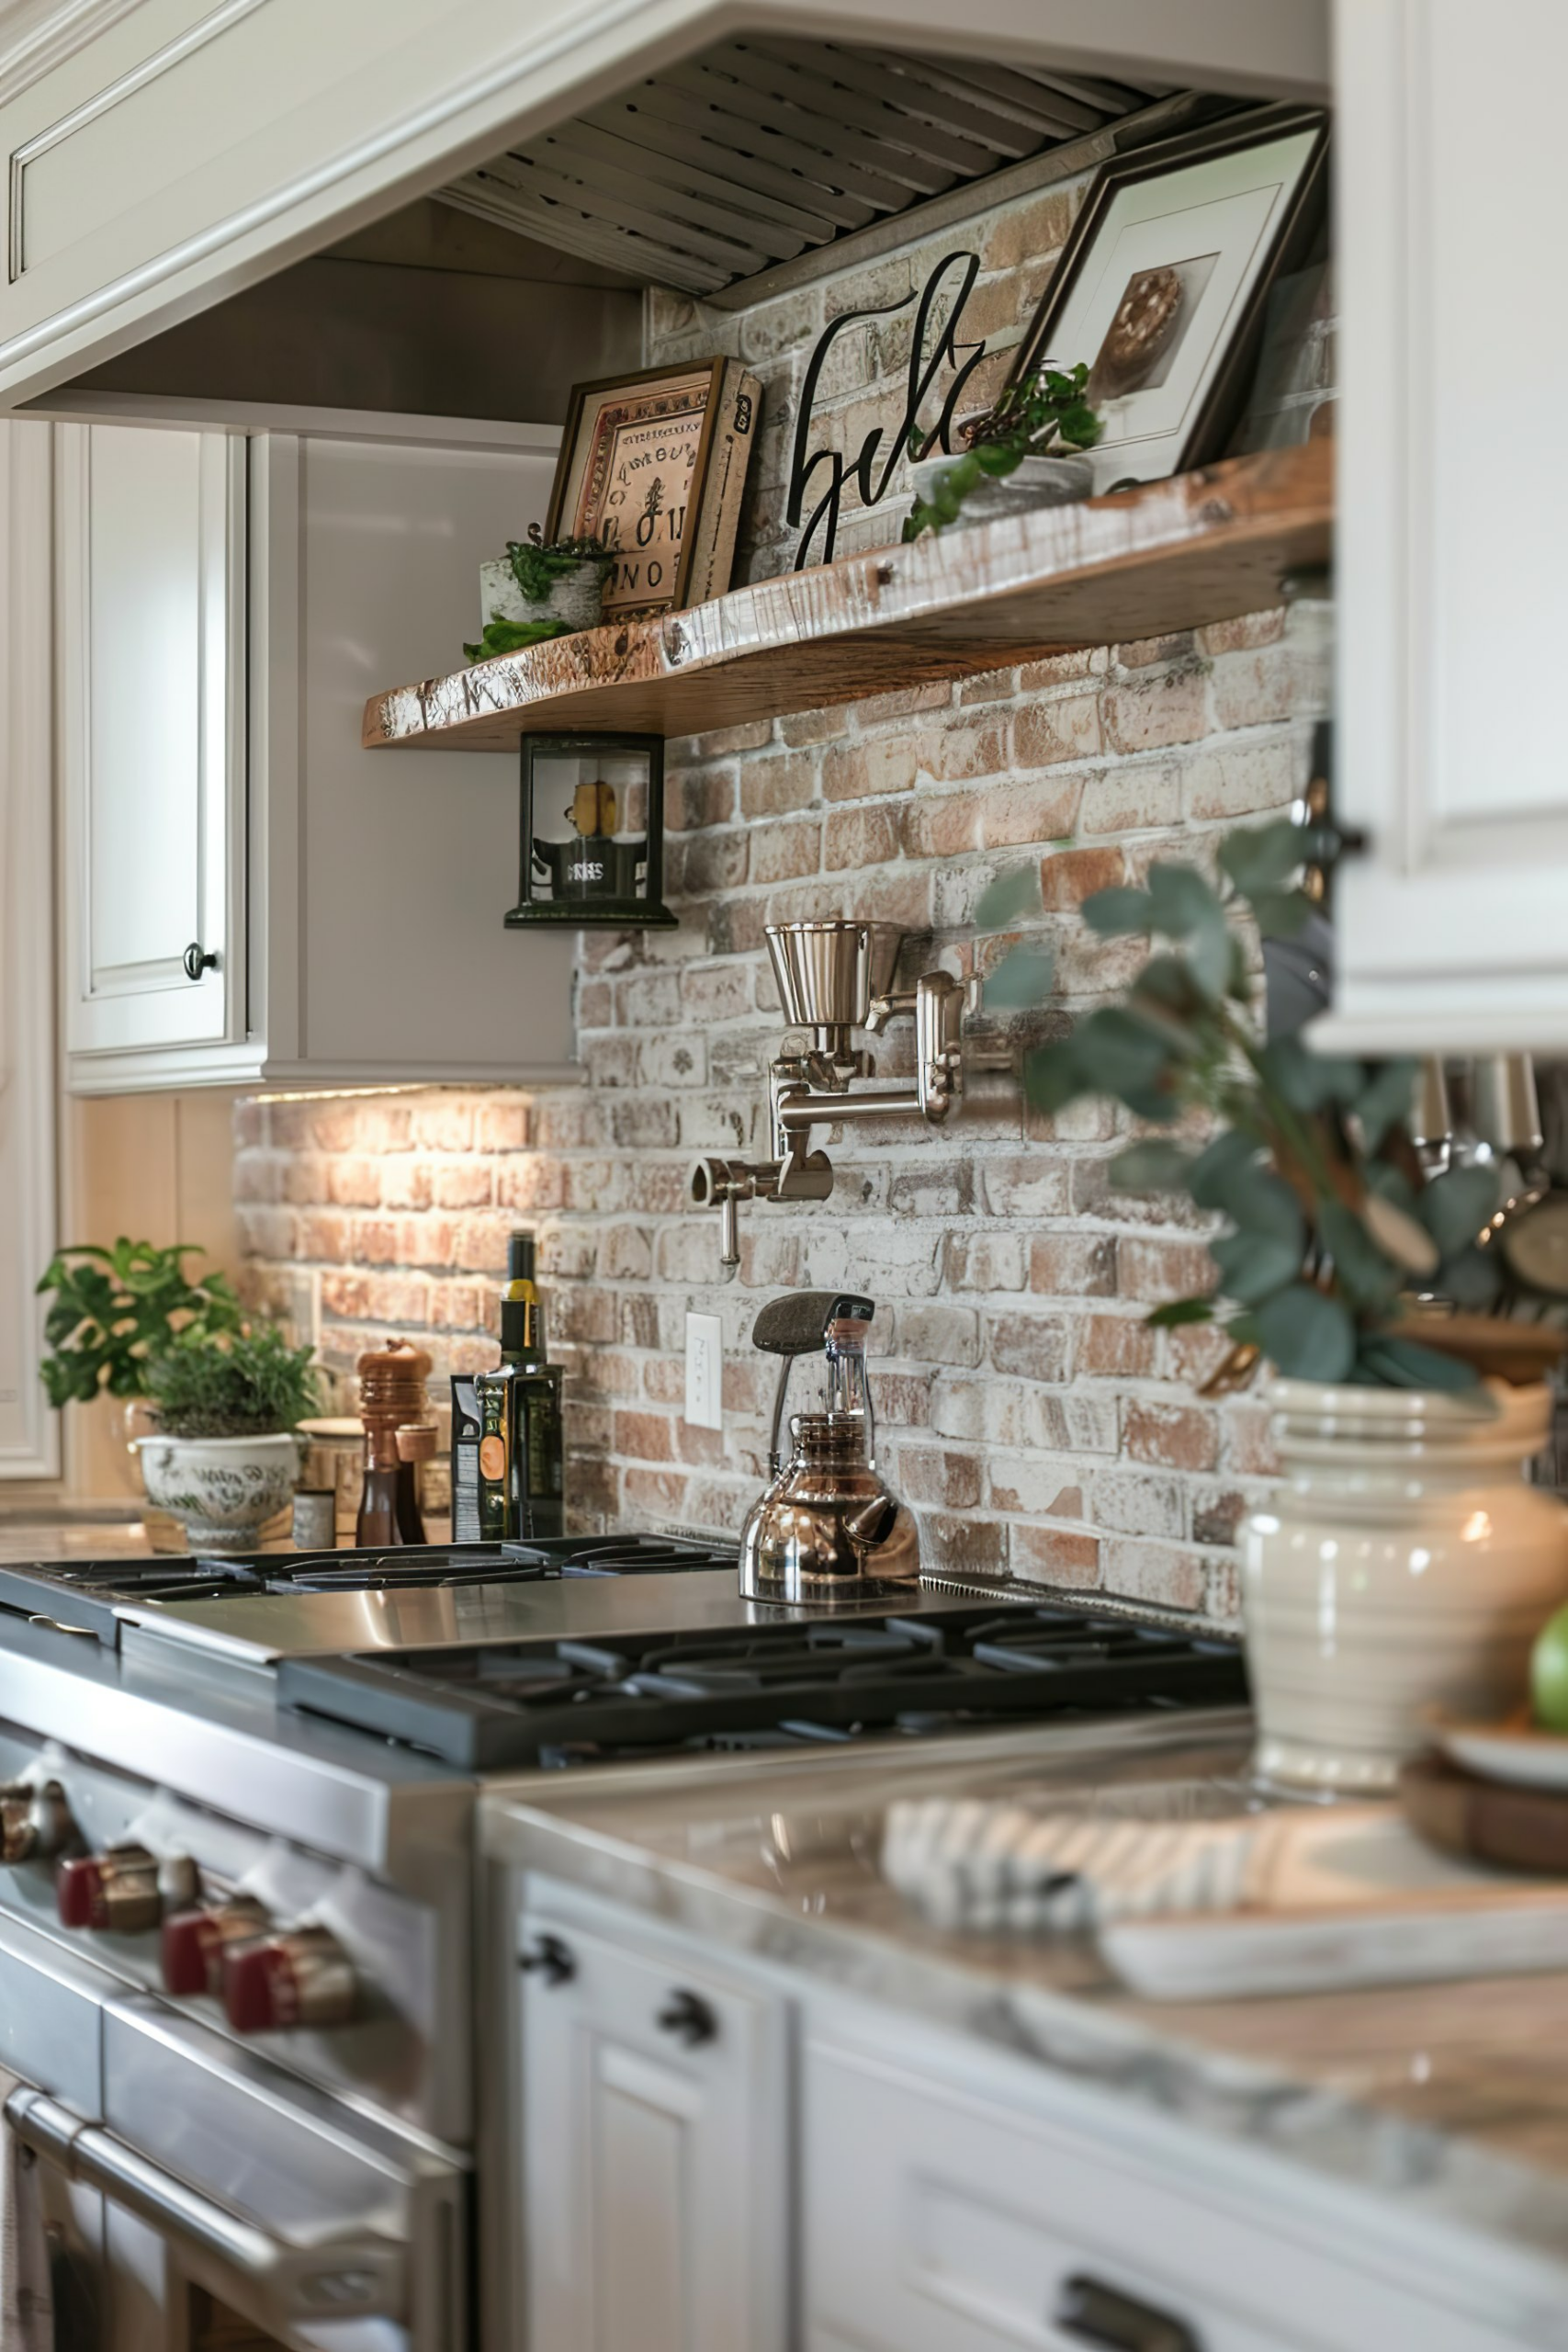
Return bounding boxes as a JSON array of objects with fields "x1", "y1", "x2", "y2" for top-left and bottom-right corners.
[
  {"x1": 0, "y1": 1780, "x2": 77, "y2": 1864},
  {"x1": 56, "y1": 1845, "x2": 200, "y2": 1933},
  {"x1": 162, "y1": 1895, "x2": 270, "y2": 1997},
  {"x1": 223, "y1": 1925, "x2": 359, "y2": 2032}
]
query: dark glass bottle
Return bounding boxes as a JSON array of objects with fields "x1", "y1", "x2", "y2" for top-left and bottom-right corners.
[{"x1": 475, "y1": 1234, "x2": 565, "y2": 1540}]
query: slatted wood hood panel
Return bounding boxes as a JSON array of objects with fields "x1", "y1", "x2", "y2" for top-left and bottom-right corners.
[{"x1": 434, "y1": 40, "x2": 1178, "y2": 298}]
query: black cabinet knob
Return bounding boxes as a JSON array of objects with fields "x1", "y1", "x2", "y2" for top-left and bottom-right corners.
[
  {"x1": 1055, "y1": 2274, "x2": 1201, "y2": 2352},
  {"x1": 182, "y1": 943, "x2": 219, "y2": 982},
  {"x1": 655, "y1": 1989, "x2": 718, "y2": 2048},
  {"x1": 518, "y1": 1933, "x2": 575, "y2": 1987}
]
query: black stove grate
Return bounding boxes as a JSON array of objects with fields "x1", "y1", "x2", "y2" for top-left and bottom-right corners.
[{"x1": 278, "y1": 1606, "x2": 1247, "y2": 1770}]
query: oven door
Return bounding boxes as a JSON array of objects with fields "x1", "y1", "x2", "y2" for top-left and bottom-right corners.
[{"x1": 6, "y1": 1994, "x2": 468, "y2": 2352}]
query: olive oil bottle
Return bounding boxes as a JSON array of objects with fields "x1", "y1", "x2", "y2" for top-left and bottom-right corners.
[{"x1": 473, "y1": 1231, "x2": 565, "y2": 1541}]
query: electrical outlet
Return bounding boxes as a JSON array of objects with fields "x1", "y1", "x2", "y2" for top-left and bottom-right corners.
[{"x1": 685, "y1": 1311, "x2": 724, "y2": 1431}]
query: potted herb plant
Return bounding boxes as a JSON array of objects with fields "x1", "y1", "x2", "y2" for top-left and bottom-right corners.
[
  {"x1": 979, "y1": 820, "x2": 1568, "y2": 1789},
  {"x1": 905, "y1": 361, "x2": 1101, "y2": 540},
  {"x1": 138, "y1": 1324, "x2": 321, "y2": 1554},
  {"x1": 469, "y1": 525, "x2": 615, "y2": 662},
  {"x1": 37, "y1": 1239, "x2": 246, "y2": 1544}
]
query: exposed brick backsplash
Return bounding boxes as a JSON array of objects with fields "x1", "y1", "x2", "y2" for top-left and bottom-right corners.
[
  {"x1": 237, "y1": 596, "x2": 1327, "y2": 1623},
  {"x1": 236, "y1": 172, "x2": 1334, "y2": 1623}
]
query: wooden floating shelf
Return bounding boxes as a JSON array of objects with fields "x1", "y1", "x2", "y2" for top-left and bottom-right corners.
[{"x1": 362, "y1": 442, "x2": 1332, "y2": 752}]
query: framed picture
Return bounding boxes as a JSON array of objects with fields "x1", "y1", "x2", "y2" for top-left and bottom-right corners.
[
  {"x1": 1011, "y1": 105, "x2": 1329, "y2": 492},
  {"x1": 545, "y1": 358, "x2": 760, "y2": 622}
]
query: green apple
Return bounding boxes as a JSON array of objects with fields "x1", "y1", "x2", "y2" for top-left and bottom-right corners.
[{"x1": 1531, "y1": 1604, "x2": 1568, "y2": 1731}]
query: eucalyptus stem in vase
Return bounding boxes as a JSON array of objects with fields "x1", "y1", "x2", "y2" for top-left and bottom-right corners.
[{"x1": 979, "y1": 817, "x2": 1505, "y2": 1386}]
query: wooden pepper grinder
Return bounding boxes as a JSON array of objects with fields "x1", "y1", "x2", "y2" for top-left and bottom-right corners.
[{"x1": 355, "y1": 1338, "x2": 434, "y2": 1546}]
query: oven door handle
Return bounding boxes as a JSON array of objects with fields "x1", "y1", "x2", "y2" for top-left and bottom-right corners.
[{"x1": 5, "y1": 2086, "x2": 407, "y2": 2326}]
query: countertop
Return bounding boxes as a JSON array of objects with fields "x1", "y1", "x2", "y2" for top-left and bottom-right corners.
[{"x1": 483, "y1": 1711, "x2": 1568, "y2": 2306}]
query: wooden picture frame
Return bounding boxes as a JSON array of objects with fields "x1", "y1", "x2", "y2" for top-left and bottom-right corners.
[
  {"x1": 1011, "y1": 104, "x2": 1330, "y2": 492},
  {"x1": 544, "y1": 359, "x2": 731, "y2": 621}
]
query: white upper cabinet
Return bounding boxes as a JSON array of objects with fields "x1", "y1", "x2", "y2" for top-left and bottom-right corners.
[
  {"x1": 62, "y1": 412, "x2": 578, "y2": 1091},
  {"x1": 1327, "y1": 0, "x2": 1568, "y2": 1052},
  {"x1": 60, "y1": 422, "x2": 243, "y2": 1062}
]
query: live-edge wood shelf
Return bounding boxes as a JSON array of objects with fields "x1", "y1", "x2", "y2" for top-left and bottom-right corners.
[{"x1": 362, "y1": 442, "x2": 1331, "y2": 752}]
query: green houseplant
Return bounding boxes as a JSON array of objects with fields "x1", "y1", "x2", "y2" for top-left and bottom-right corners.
[
  {"x1": 138, "y1": 1324, "x2": 321, "y2": 1554},
  {"x1": 980, "y1": 817, "x2": 1568, "y2": 1787},
  {"x1": 469, "y1": 526, "x2": 615, "y2": 662},
  {"x1": 37, "y1": 1238, "x2": 244, "y2": 1408},
  {"x1": 905, "y1": 363, "x2": 1101, "y2": 541}
]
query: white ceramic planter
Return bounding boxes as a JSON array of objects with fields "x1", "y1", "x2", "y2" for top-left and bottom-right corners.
[
  {"x1": 138, "y1": 1431, "x2": 301, "y2": 1555},
  {"x1": 908, "y1": 450, "x2": 1094, "y2": 525},
  {"x1": 479, "y1": 557, "x2": 605, "y2": 634},
  {"x1": 1242, "y1": 1378, "x2": 1568, "y2": 1792}
]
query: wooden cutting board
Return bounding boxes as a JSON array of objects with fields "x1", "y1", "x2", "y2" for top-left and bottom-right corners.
[{"x1": 1400, "y1": 1753, "x2": 1568, "y2": 1875}]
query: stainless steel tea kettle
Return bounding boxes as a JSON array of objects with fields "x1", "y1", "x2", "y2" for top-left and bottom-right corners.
[{"x1": 739, "y1": 1298, "x2": 920, "y2": 1610}]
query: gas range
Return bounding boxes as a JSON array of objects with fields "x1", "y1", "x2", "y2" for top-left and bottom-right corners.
[{"x1": 0, "y1": 1530, "x2": 1248, "y2": 2350}]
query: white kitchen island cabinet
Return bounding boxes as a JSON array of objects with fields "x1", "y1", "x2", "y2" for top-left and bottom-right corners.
[
  {"x1": 1325, "y1": 0, "x2": 1568, "y2": 1054},
  {"x1": 505, "y1": 1876, "x2": 1559, "y2": 2352},
  {"x1": 60, "y1": 412, "x2": 579, "y2": 1092},
  {"x1": 516, "y1": 1890, "x2": 789, "y2": 2352}
]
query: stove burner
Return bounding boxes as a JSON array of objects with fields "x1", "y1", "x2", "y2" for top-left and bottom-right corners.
[{"x1": 278, "y1": 1606, "x2": 1247, "y2": 1770}]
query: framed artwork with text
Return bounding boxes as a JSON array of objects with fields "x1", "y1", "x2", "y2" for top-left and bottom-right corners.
[{"x1": 545, "y1": 359, "x2": 759, "y2": 621}]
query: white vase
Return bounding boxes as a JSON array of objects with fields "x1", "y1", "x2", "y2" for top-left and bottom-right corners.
[
  {"x1": 479, "y1": 557, "x2": 606, "y2": 634},
  {"x1": 1242, "y1": 1378, "x2": 1568, "y2": 1792},
  {"x1": 137, "y1": 1431, "x2": 301, "y2": 1555}
]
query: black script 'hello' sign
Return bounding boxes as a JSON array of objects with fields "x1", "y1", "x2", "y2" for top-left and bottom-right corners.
[{"x1": 786, "y1": 250, "x2": 989, "y2": 570}]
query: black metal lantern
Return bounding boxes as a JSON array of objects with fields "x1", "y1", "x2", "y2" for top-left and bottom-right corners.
[{"x1": 505, "y1": 730, "x2": 676, "y2": 931}]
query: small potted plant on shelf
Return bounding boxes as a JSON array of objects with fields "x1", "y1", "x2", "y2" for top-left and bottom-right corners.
[
  {"x1": 468, "y1": 525, "x2": 615, "y2": 662},
  {"x1": 37, "y1": 1238, "x2": 246, "y2": 1548},
  {"x1": 138, "y1": 1323, "x2": 321, "y2": 1555},
  {"x1": 977, "y1": 820, "x2": 1568, "y2": 1791},
  {"x1": 904, "y1": 360, "x2": 1101, "y2": 540}
]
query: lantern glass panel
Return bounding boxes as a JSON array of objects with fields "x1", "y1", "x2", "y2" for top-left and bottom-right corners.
[{"x1": 509, "y1": 732, "x2": 674, "y2": 929}]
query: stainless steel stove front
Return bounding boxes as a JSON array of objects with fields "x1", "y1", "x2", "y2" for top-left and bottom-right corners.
[{"x1": 0, "y1": 1906, "x2": 466, "y2": 2352}]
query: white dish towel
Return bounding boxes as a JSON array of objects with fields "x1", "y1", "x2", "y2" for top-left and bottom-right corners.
[
  {"x1": 0, "y1": 2071, "x2": 53, "y2": 2352},
  {"x1": 882, "y1": 1799, "x2": 1285, "y2": 1936}
]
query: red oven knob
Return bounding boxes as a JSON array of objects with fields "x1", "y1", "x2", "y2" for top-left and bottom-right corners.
[
  {"x1": 162, "y1": 1895, "x2": 270, "y2": 1996},
  {"x1": 0, "y1": 1780, "x2": 76, "y2": 1863},
  {"x1": 57, "y1": 1847, "x2": 199, "y2": 1933},
  {"x1": 223, "y1": 1926, "x2": 359, "y2": 2032}
]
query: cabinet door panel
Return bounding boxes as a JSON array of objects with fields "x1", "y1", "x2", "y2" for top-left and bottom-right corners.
[
  {"x1": 519, "y1": 1902, "x2": 787, "y2": 2352},
  {"x1": 1328, "y1": 0, "x2": 1568, "y2": 1049},
  {"x1": 61, "y1": 423, "x2": 244, "y2": 1060}
]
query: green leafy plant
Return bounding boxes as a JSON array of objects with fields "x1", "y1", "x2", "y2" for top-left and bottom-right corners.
[
  {"x1": 506, "y1": 524, "x2": 614, "y2": 605},
  {"x1": 36, "y1": 1239, "x2": 244, "y2": 1408},
  {"x1": 144, "y1": 1323, "x2": 321, "y2": 1440},
  {"x1": 904, "y1": 363, "x2": 1101, "y2": 541},
  {"x1": 979, "y1": 819, "x2": 1503, "y2": 1389},
  {"x1": 464, "y1": 615, "x2": 573, "y2": 664}
]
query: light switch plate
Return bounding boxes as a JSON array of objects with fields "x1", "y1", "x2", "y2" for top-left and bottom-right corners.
[{"x1": 685, "y1": 1311, "x2": 724, "y2": 1431}]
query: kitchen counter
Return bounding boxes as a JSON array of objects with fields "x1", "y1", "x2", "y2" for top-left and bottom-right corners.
[{"x1": 483, "y1": 1711, "x2": 1568, "y2": 2294}]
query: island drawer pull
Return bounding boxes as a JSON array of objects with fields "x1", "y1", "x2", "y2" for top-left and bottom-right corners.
[{"x1": 1055, "y1": 2271, "x2": 1202, "y2": 2352}]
